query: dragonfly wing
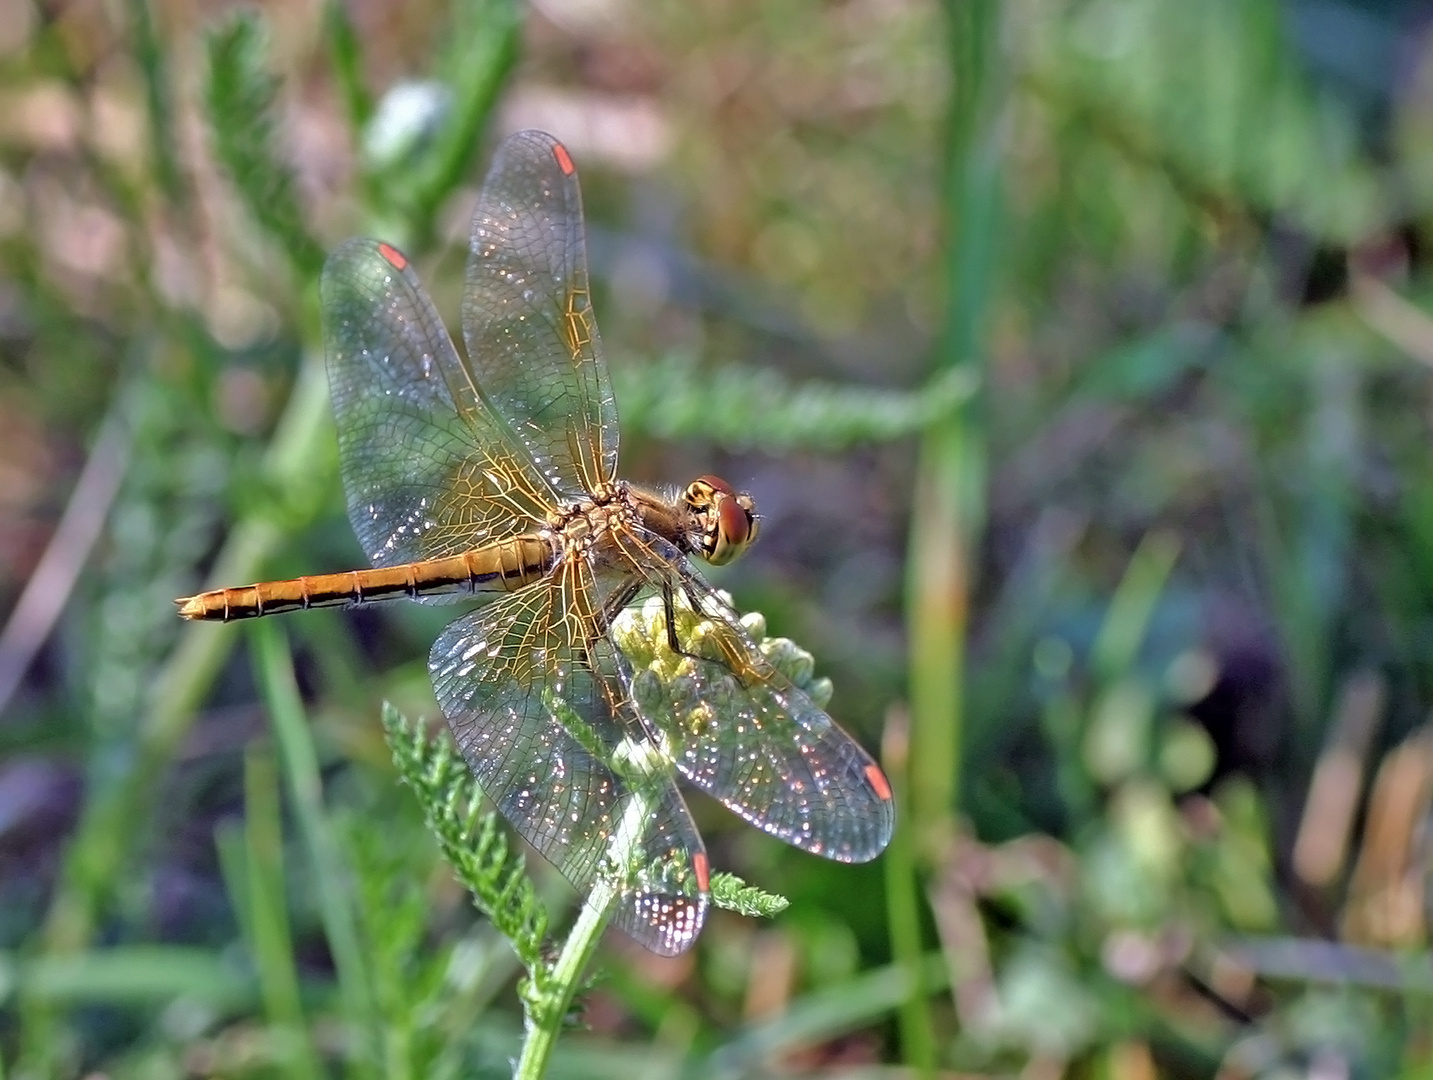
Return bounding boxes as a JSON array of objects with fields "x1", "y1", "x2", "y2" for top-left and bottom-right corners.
[
  {"x1": 620, "y1": 570, "x2": 894, "y2": 863},
  {"x1": 429, "y1": 566, "x2": 708, "y2": 956},
  {"x1": 462, "y1": 130, "x2": 618, "y2": 497},
  {"x1": 322, "y1": 238, "x2": 556, "y2": 569}
]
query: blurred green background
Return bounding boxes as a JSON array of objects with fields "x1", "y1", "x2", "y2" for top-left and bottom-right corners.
[{"x1": 4, "y1": 0, "x2": 1433, "y2": 1075}]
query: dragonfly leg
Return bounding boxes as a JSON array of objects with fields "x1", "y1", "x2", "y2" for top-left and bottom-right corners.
[
  {"x1": 578, "y1": 577, "x2": 645, "y2": 676},
  {"x1": 661, "y1": 581, "x2": 752, "y2": 686},
  {"x1": 663, "y1": 583, "x2": 685, "y2": 656},
  {"x1": 596, "y1": 579, "x2": 644, "y2": 636}
]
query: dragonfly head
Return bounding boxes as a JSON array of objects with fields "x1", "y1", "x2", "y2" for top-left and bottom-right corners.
[{"x1": 684, "y1": 476, "x2": 759, "y2": 566}]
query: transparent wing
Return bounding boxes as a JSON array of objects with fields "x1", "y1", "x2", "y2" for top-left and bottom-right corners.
[
  {"x1": 617, "y1": 568, "x2": 894, "y2": 863},
  {"x1": 462, "y1": 130, "x2": 619, "y2": 497},
  {"x1": 322, "y1": 238, "x2": 557, "y2": 568},
  {"x1": 429, "y1": 562, "x2": 708, "y2": 956}
]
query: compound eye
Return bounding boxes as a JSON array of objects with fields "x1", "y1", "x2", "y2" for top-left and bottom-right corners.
[
  {"x1": 714, "y1": 495, "x2": 753, "y2": 560},
  {"x1": 685, "y1": 476, "x2": 760, "y2": 565},
  {"x1": 704, "y1": 488, "x2": 759, "y2": 566}
]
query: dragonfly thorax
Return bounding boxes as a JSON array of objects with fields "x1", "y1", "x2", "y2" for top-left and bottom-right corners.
[{"x1": 548, "y1": 478, "x2": 758, "y2": 570}]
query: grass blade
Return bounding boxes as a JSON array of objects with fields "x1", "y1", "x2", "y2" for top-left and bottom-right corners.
[{"x1": 251, "y1": 619, "x2": 377, "y2": 1066}]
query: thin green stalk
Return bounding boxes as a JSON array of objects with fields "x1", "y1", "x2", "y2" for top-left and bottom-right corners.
[
  {"x1": 906, "y1": 0, "x2": 1004, "y2": 847},
  {"x1": 1091, "y1": 531, "x2": 1182, "y2": 682},
  {"x1": 251, "y1": 619, "x2": 377, "y2": 1069},
  {"x1": 514, "y1": 890, "x2": 615, "y2": 1080},
  {"x1": 514, "y1": 749, "x2": 661, "y2": 1077},
  {"x1": 41, "y1": 354, "x2": 334, "y2": 957},
  {"x1": 243, "y1": 743, "x2": 326, "y2": 1080},
  {"x1": 914, "y1": 0, "x2": 1007, "y2": 845},
  {"x1": 882, "y1": 713, "x2": 936, "y2": 1076},
  {"x1": 906, "y1": 420, "x2": 976, "y2": 849},
  {"x1": 894, "y1": 0, "x2": 1005, "y2": 1065}
]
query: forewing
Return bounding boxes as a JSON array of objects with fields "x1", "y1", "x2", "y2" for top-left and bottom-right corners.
[
  {"x1": 429, "y1": 565, "x2": 708, "y2": 956},
  {"x1": 463, "y1": 130, "x2": 618, "y2": 497},
  {"x1": 621, "y1": 574, "x2": 894, "y2": 863},
  {"x1": 322, "y1": 238, "x2": 555, "y2": 568}
]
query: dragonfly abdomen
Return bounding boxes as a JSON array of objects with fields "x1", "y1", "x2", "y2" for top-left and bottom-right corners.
[{"x1": 176, "y1": 536, "x2": 552, "y2": 621}]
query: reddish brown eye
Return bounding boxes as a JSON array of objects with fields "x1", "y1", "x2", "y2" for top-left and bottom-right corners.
[
  {"x1": 717, "y1": 494, "x2": 752, "y2": 548},
  {"x1": 697, "y1": 474, "x2": 735, "y2": 495},
  {"x1": 705, "y1": 486, "x2": 759, "y2": 565},
  {"x1": 684, "y1": 476, "x2": 759, "y2": 565}
]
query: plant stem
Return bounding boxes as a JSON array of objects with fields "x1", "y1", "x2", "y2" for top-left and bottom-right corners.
[
  {"x1": 243, "y1": 743, "x2": 326, "y2": 1080},
  {"x1": 882, "y1": 711, "x2": 937, "y2": 1076},
  {"x1": 251, "y1": 619, "x2": 377, "y2": 1069},
  {"x1": 513, "y1": 888, "x2": 612, "y2": 1080},
  {"x1": 906, "y1": 0, "x2": 1005, "y2": 854},
  {"x1": 892, "y1": 0, "x2": 1005, "y2": 1066},
  {"x1": 512, "y1": 761, "x2": 657, "y2": 1078}
]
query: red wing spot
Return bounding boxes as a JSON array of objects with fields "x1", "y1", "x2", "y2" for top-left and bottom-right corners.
[
  {"x1": 865, "y1": 764, "x2": 893, "y2": 802},
  {"x1": 377, "y1": 242, "x2": 408, "y2": 270},
  {"x1": 693, "y1": 852, "x2": 710, "y2": 892},
  {"x1": 552, "y1": 142, "x2": 576, "y2": 176}
]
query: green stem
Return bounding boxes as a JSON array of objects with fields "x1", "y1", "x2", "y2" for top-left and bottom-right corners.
[
  {"x1": 906, "y1": 420, "x2": 976, "y2": 847},
  {"x1": 1091, "y1": 531, "x2": 1182, "y2": 682},
  {"x1": 323, "y1": 0, "x2": 372, "y2": 132},
  {"x1": 514, "y1": 889, "x2": 613, "y2": 1080},
  {"x1": 513, "y1": 757, "x2": 659, "y2": 1078},
  {"x1": 883, "y1": 716, "x2": 937, "y2": 1076},
  {"x1": 242, "y1": 744, "x2": 326, "y2": 1080},
  {"x1": 126, "y1": 0, "x2": 184, "y2": 203},
  {"x1": 251, "y1": 620, "x2": 377, "y2": 1070},
  {"x1": 408, "y1": 0, "x2": 520, "y2": 244},
  {"x1": 906, "y1": 0, "x2": 1004, "y2": 846},
  {"x1": 894, "y1": 0, "x2": 1005, "y2": 1066}
]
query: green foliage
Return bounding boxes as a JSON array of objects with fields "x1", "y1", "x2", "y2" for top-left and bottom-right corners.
[
  {"x1": 128, "y1": 0, "x2": 183, "y2": 201},
  {"x1": 1022, "y1": 0, "x2": 1383, "y2": 242},
  {"x1": 709, "y1": 873, "x2": 789, "y2": 920},
  {"x1": 0, "y1": 947, "x2": 255, "y2": 1010},
  {"x1": 381, "y1": 705, "x2": 549, "y2": 973},
  {"x1": 376, "y1": 0, "x2": 521, "y2": 244},
  {"x1": 616, "y1": 352, "x2": 976, "y2": 451},
  {"x1": 205, "y1": 14, "x2": 326, "y2": 276},
  {"x1": 323, "y1": 0, "x2": 372, "y2": 134},
  {"x1": 379, "y1": 705, "x2": 610, "y2": 1080},
  {"x1": 251, "y1": 619, "x2": 377, "y2": 1058},
  {"x1": 214, "y1": 744, "x2": 326, "y2": 1079},
  {"x1": 10, "y1": 0, "x2": 1433, "y2": 1076},
  {"x1": 379, "y1": 695, "x2": 796, "y2": 1036}
]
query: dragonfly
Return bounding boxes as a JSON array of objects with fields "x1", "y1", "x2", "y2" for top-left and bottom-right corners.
[{"x1": 177, "y1": 130, "x2": 894, "y2": 955}]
